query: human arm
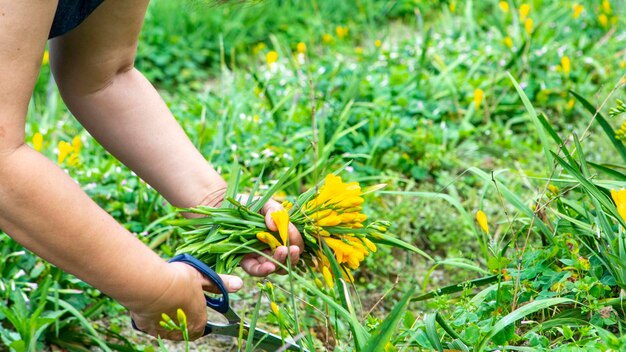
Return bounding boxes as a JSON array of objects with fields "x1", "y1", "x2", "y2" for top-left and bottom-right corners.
[
  {"x1": 0, "y1": 0, "x2": 242, "y2": 340},
  {"x1": 48, "y1": 0, "x2": 304, "y2": 276}
]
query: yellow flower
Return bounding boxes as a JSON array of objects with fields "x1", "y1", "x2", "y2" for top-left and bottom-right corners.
[
  {"x1": 176, "y1": 308, "x2": 187, "y2": 327},
  {"x1": 524, "y1": 18, "x2": 534, "y2": 35},
  {"x1": 598, "y1": 14, "x2": 609, "y2": 28},
  {"x1": 266, "y1": 50, "x2": 279, "y2": 65},
  {"x1": 296, "y1": 42, "x2": 307, "y2": 54},
  {"x1": 32, "y1": 133, "x2": 43, "y2": 152},
  {"x1": 257, "y1": 231, "x2": 281, "y2": 251},
  {"x1": 42, "y1": 50, "x2": 49, "y2": 66},
  {"x1": 374, "y1": 39, "x2": 382, "y2": 48},
  {"x1": 476, "y1": 210, "x2": 489, "y2": 234},
  {"x1": 474, "y1": 88, "x2": 484, "y2": 110},
  {"x1": 449, "y1": 0, "x2": 456, "y2": 13},
  {"x1": 548, "y1": 184, "x2": 559, "y2": 194},
  {"x1": 322, "y1": 33, "x2": 333, "y2": 44},
  {"x1": 271, "y1": 209, "x2": 290, "y2": 245},
  {"x1": 499, "y1": 1, "x2": 509, "y2": 13},
  {"x1": 314, "y1": 278, "x2": 324, "y2": 289},
  {"x1": 611, "y1": 189, "x2": 626, "y2": 222},
  {"x1": 317, "y1": 214, "x2": 342, "y2": 227},
  {"x1": 355, "y1": 47, "x2": 363, "y2": 55},
  {"x1": 519, "y1": 4, "x2": 530, "y2": 22},
  {"x1": 324, "y1": 237, "x2": 369, "y2": 270},
  {"x1": 561, "y1": 56, "x2": 571, "y2": 77},
  {"x1": 335, "y1": 26, "x2": 348, "y2": 39},
  {"x1": 602, "y1": 0, "x2": 612, "y2": 14},
  {"x1": 567, "y1": 99, "x2": 575, "y2": 110},
  {"x1": 322, "y1": 266, "x2": 334, "y2": 289},
  {"x1": 572, "y1": 4, "x2": 584, "y2": 19},
  {"x1": 72, "y1": 136, "x2": 82, "y2": 154},
  {"x1": 253, "y1": 114, "x2": 260, "y2": 123},
  {"x1": 270, "y1": 302, "x2": 280, "y2": 316},
  {"x1": 57, "y1": 141, "x2": 73, "y2": 164},
  {"x1": 503, "y1": 36, "x2": 513, "y2": 49}
]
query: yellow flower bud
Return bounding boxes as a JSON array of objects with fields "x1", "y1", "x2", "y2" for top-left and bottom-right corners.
[
  {"x1": 322, "y1": 266, "x2": 334, "y2": 289},
  {"x1": 296, "y1": 42, "x2": 307, "y2": 54},
  {"x1": 499, "y1": 1, "x2": 509, "y2": 13},
  {"x1": 32, "y1": 133, "x2": 43, "y2": 152},
  {"x1": 266, "y1": 50, "x2": 279, "y2": 65},
  {"x1": 271, "y1": 302, "x2": 280, "y2": 316},
  {"x1": 561, "y1": 56, "x2": 571, "y2": 77},
  {"x1": 57, "y1": 141, "x2": 73, "y2": 164},
  {"x1": 519, "y1": 4, "x2": 530, "y2": 22},
  {"x1": 524, "y1": 18, "x2": 533, "y2": 35},
  {"x1": 474, "y1": 88, "x2": 484, "y2": 110},
  {"x1": 476, "y1": 210, "x2": 489, "y2": 234}
]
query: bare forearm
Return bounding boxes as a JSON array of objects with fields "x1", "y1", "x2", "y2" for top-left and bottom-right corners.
[
  {"x1": 57, "y1": 68, "x2": 226, "y2": 208},
  {"x1": 0, "y1": 144, "x2": 168, "y2": 310}
]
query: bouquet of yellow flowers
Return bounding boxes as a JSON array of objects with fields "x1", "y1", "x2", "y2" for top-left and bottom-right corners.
[{"x1": 171, "y1": 167, "x2": 429, "y2": 282}]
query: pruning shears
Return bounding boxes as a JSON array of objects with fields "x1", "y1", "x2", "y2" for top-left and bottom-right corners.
[{"x1": 131, "y1": 254, "x2": 308, "y2": 351}]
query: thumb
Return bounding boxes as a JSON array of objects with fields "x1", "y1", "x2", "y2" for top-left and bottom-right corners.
[{"x1": 200, "y1": 274, "x2": 243, "y2": 294}]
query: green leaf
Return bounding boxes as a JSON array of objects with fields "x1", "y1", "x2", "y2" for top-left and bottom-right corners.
[{"x1": 423, "y1": 313, "x2": 443, "y2": 352}]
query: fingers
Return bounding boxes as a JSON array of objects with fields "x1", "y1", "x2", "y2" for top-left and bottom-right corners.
[
  {"x1": 262, "y1": 200, "x2": 282, "y2": 232},
  {"x1": 241, "y1": 251, "x2": 276, "y2": 277},
  {"x1": 288, "y1": 223, "x2": 305, "y2": 251},
  {"x1": 199, "y1": 273, "x2": 243, "y2": 294}
]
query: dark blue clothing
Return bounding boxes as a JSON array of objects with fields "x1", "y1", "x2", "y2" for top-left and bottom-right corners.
[{"x1": 49, "y1": 0, "x2": 105, "y2": 39}]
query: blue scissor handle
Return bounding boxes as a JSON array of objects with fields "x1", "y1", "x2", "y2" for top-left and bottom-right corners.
[{"x1": 169, "y1": 254, "x2": 230, "y2": 314}]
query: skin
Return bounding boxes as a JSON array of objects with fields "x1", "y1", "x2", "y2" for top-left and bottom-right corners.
[{"x1": 0, "y1": 0, "x2": 303, "y2": 341}]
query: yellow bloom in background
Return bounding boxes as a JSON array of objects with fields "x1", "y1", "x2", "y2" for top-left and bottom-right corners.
[
  {"x1": 72, "y1": 136, "x2": 82, "y2": 154},
  {"x1": 322, "y1": 266, "x2": 334, "y2": 288},
  {"x1": 42, "y1": 50, "x2": 49, "y2": 66},
  {"x1": 322, "y1": 33, "x2": 333, "y2": 44},
  {"x1": 499, "y1": 1, "x2": 509, "y2": 13},
  {"x1": 610, "y1": 189, "x2": 626, "y2": 222},
  {"x1": 561, "y1": 56, "x2": 571, "y2": 76},
  {"x1": 270, "y1": 302, "x2": 280, "y2": 316},
  {"x1": 602, "y1": 0, "x2": 612, "y2": 14},
  {"x1": 476, "y1": 210, "x2": 489, "y2": 234},
  {"x1": 519, "y1": 4, "x2": 530, "y2": 22},
  {"x1": 567, "y1": 99, "x2": 576, "y2": 110},
  {"x1": 572, "y1": 4, "x2": 584, "y2": 19},
  {"x1": 503, "y1": 36, "x2": 513, "y2": 49},
  {"x1": 32, "y1": 133, "x2": 43, "y2": 152},
  {"x1": 474, "y1": 88, "x2": 484, "y2": 110},
  {"x1": 598, "y1": 14, "x2": 608, "y2": 28},
  {"x1": 449, "y1": 1, "x2": 456, "y2": 13},
  {"x1": 257, "y1": 231, "x2": 281, "y2": 250},
  {"x1": 525, "y1": 18, "x2": 534, "y2": 35},
  {"x1": 271, "y1": 209, "x2": 290, "y2": 245},
  {"x1": 374, "y1": 39, "x2": 382, "y2": 48},
  {"x1": 266, "y1": 50, "x2": 279, "y2": 65},
  {"x1": 355, "y1": 47, "x2": 363, "y2": 55},
  {"x1": 335, "y1": 26, "x2": 348, "y2": 39},
  {"x1": 296, "y1": 42, "x2": 307, "y2": 54},
  {"x1": 57, "y1": 141, "x2": 73, "y2": 164}
]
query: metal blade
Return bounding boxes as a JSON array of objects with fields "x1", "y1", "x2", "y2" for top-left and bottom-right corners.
[{"x1": 207, "y1": 323, "x2": 309, "y2": 351}]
